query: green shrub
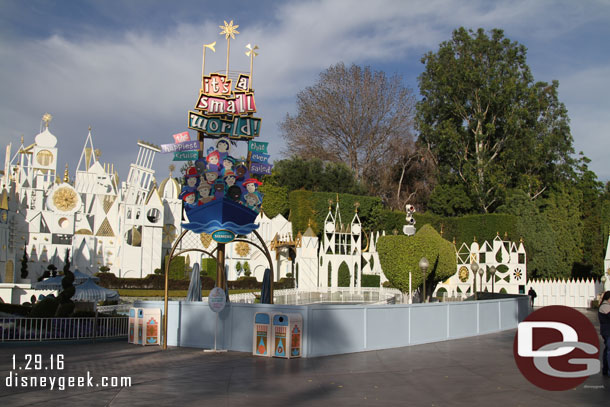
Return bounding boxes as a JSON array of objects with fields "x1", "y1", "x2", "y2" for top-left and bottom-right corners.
[
  {"x1": 201, "y1": 258, "x2": 217, "y2": 281},
  {"x1": 377, "y1": 224, "x2": 456, "y2": 295},
  {"x1": 29, "y1": 296, "x2": 59, "y2": 318},
  {"x1": 0, "y1": 303, "x2": 32, "y2": 316},
  {"x1": 277, "y1": 277, "x2": 295, "y2": 289},
  {"x1": 361, "y1": 274, "x2": 380, "y2": 287},
  {"x1": 160, "y1": 255, "x2": 186, "y2": 280},
  {"x1": 338, "y1": 262, "x2": 351, "y2": 287}
]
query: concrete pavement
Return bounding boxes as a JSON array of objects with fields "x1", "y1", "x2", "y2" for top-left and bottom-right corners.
[{"x1": 0, "y1": 310, "x2": 608, "y2": 406}]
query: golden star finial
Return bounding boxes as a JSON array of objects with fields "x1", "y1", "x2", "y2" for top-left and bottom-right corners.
[
  {"x1": 219, "y1": 20, "x2": 239, "y2": 40},
  {"x1": 42, "y1": 113, "x2": 52, "y2": 128}
]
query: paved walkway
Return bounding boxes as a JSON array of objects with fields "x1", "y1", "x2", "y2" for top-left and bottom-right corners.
[{"x1": 0, "y1": 310, "x2": 608, "y2": 406}]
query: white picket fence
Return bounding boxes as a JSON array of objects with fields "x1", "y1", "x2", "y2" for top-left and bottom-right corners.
[{"x1": 528, "y1": 278, "x2": 605, "y2": 308}]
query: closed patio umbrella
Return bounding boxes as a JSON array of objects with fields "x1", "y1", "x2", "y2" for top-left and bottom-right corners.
[{"x1": 186, "y1": 263, "x2": 202, "y2": 302}]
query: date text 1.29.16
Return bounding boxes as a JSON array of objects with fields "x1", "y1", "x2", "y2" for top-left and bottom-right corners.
[{"x1": 11, "y1": 354, "x2": 64, "y2": 371}]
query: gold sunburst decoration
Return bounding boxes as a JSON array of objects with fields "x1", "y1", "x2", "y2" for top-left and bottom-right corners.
[
  {"x1": 219, "y1": 20, "x2": 239, "y2": 39},
  {"x1": 200, "y1": 233, "x2": 213, "y2": 248},
  {"x1": 235, "y1": 241, "x2": 250, "y2": 257},
  {"x1": 219, "y1": 20, "x2": 240, "y2": 75}
]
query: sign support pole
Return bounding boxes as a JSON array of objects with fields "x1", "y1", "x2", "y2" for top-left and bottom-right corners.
[{"x1": 216, "y1": 243, "x2": 226, "y2": 289}]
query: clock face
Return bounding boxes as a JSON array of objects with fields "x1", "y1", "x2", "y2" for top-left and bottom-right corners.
[
  {"x1": 52, "y1": 186, "x2": 79, "y2": 212},
  {"x1": 325, "y1": 223, "x2": 335, "y2": 233},
  {"x1": 351, "y1": 224, "x2": 361, "y2": 235}
]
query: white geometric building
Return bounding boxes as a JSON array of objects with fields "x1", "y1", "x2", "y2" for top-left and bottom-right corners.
[
  {"x1": 0, "y1": 117, "x2": 183, "y2": 284},
  {"x1": 434, "y1": 234, "x2": 527, "y2": 297},
  {"x1": 0, "y1": 116, "x2": 386, "y2": 290}
]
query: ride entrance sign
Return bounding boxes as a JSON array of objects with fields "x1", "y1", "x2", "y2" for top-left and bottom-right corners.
[{"x1": 208, "y1": 287, "x2": 227, "y2": 313}]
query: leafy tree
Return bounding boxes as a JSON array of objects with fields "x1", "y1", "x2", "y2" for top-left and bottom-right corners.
[
  {"x1": 20, "y1": 248, "x2": 28, "y2": 279},
  {"x1": 56, "y1": 249, "x2": 75, "y2": 317},
  {"x1": 541, "y1": 186, "x2": 584, "y2": 279},
  {"x1": 243, "y1": 261, "x2": 251, "y2": 277},
  {"x1": 427, "y1": 184, "x2": 474, "y2": 217},
  {"x1": 265, "y1": 157, "x2": 367, "y2": 195},
  {"x1": 417, "y1": 28, "x2": 576, "y2": 213},
  {"x1": 496, "y1": 189, "x2": 559, "y2": 279},
  {"x1": 280, "y1": 63, "x2": 421, "y2": 207},
  {"x1": 235, "y1": 261, "x2": 242, "y2": 277}
]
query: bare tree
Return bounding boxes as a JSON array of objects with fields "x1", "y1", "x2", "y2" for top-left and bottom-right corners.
[{"x1": 281, "y1": 63, "x2": 417, "y2": 189}]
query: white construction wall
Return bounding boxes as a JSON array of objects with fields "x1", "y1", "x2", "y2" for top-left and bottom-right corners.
[{"x1": 528, "y1": 278, "x2": 605, "y2": 308}]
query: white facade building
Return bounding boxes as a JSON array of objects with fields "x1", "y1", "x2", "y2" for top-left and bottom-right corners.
[
  {"x1": 0, "y1": 118, "x2": 386, "y2": 290},
  {"x1": 434, "y1": 235, "x2": 528, "y2": 297}
]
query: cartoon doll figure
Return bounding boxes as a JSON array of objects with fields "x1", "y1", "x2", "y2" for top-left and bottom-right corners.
[
  {"x1": 216, "y1": 138, "x2": 231, "y2": 161},
  {"x1": 203, "y1": 169, "x2": 219, "y2": 185},
  {"x1": 220, "y1": 155, "x2": 236, "y2": 177},
  {"x1": 197, "y1": 183, "x2": 215, "y2": 205},
  {"x1": 223, "y1": 171, "x2": 237, "y2": 191},
  {"x1": 194, "y1": 158, "x2": 207, "y2": 175},
  {"x1": 184, "y1": 166, "x2": 199, "y2": 190},
  {"x1": 234, "y1": 163, "x2": 251, "y2": 191},
  {"x1": 227, "y1": 185, "x2": 242, "y2": 202},
  {"x1": 206, "y1": 150, "x2": 221, "y2": 172},
  {"x1": 213, "y1": 179, "x2": 225, "y2": 200},
  {"x1": 182, "y1": 191, "x2": 199, "y2": 210},
  {"x1": 243, "y1": 192, "x2": 262, "y2": 213},
  {"x1": 243, "y1": 178, "x2": 263, "y2": 201}
]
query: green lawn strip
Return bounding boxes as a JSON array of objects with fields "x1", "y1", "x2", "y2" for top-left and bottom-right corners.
[{"x1": 117, "y1": 288, "x2": 260, "y2": 297}]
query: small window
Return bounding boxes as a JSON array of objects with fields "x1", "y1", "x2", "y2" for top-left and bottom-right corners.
[
  {"x1": 135, "y1": 210, "x2": 140, "y2": 220},
  {"x1": 147, "y1": 208, "x2": 161, "y2": 223}
]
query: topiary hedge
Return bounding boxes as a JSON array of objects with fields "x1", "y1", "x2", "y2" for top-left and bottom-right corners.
[
  {"x1": 377, "y1": 224, "x2": 456, "y2": 296},
  {"x1": 289, "y1": 190, "x2": 383, "y2": 236},
  {"x1": 200, "y1": 258, "x2": 217, "y2": 281},
  {"x1": 361, "y1": 274, "x2": 380, "y2": 287},
  {"x1": 259, "y1": 183, "x2": 289, "y2": 218},
  {"x1": 412, "y1": 212, "x2": 519, "y2": 247}
]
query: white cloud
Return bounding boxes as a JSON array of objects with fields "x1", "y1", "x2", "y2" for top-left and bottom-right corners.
[{"x1": 0, "y1": 0, "x2": 609, "y2": 180}]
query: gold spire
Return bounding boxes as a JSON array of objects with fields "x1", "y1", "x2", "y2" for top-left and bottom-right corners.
[
  {"x1": 63, "y1": 163, "x2": 70, "y2": 183},
  {"x1": 473, "y1": 235, "x2": 477, "y2": 242},
  {"x1": 42, "y1": 113, "x2": 52, "y2": 128},
  {"x1": 20, "y1": 135, "x2": 24, "y2": 145},
  {"x1": 169, "y1": 164, "x2": 175, "y2": 178},
  {"x1": 354, "y1": 201, "x2": 360, "y2": 213}
]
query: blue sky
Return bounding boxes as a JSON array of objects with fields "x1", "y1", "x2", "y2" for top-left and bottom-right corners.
[{"x1": 1, "y1": 0, "x2": 609, "y2": 183}]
